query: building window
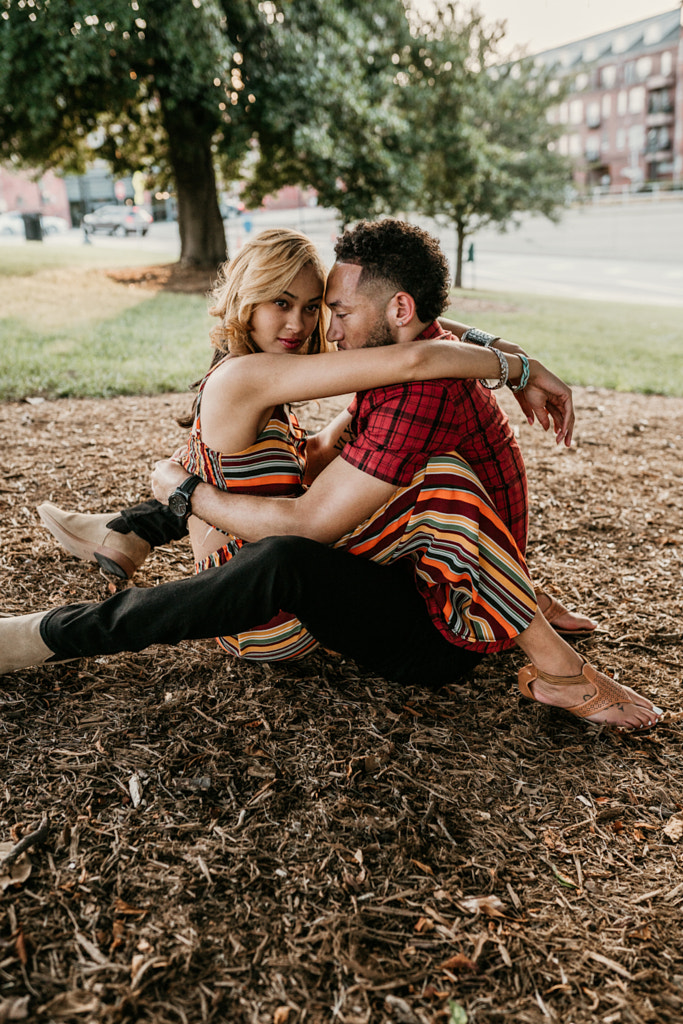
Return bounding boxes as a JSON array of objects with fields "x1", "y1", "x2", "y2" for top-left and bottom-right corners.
[
  {"x1": 575, "y1": 71, "x2": 589, "y2": 91},
  {"x1": 569, "y1": 134, "x2": 582, "y2": 156},
  {"x1": 616, "y1": 129, "x2": 625, "y2": 151},
  {"x1": 660, "y1": 51, "x2": 673, "y2": 77},
  {"x1": 569, "y1": 99, "x2": 583, "y2": 124},
  {"x1": 629, "y1": 87, "x2": 645, "y2": 114},
  {"x1": 647, "y1": 126, "x2": 671, "y2": 153},
  {"x1": 602, "y1": 95, "x2": 611, "y2": 117},
  {"x1": 586, "y1": 101, "x2": 600, "y2": 127},
  {"x1": 617, "y1": 90, "x2": 627, "y2": 116},
  {"x1": 636, "y1": 57, "x2": 652, "y2": 80},
  {"x1": 600, "y1": 65, "x2": 616, "y2": 88},
  {"x1": 649, "y1": 89, "x2": 673, "y2": 115},
  {"x1": 585, "y1": 132, "x2": 600, "y2": 161},
  {"x1": 628, "y1": 124, "x2": 644, "y2": 151},
  {"x1": 613, "y1": 32, "x2": 630, "y2": 54}
]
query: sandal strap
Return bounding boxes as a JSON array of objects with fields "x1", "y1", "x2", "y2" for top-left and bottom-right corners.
[
  {"x1": 518, "y1": 661, "x2": 636, "y2": 720},
  {"x1": 535, "y1": 590, "x2": 567, "y2": 626}
]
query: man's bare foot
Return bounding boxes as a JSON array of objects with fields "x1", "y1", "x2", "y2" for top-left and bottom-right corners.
[
  {"x1": 518, "y1": 659, "x2": 663, "y2": 730},
  {"x1": 536, "y1": 590, "x2": 597, "y2": 636}
]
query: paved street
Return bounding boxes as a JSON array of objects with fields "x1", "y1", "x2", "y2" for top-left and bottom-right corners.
[{"x1": 3, "y1": 197, "x2": 682, "y2": 306}]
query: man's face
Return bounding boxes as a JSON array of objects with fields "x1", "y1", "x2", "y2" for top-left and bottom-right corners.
[{"x1": 325, "y1": 263, "x2": 395, "y2": 350}]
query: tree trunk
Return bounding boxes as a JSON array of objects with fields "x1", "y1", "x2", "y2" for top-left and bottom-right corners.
[
  {"x1": 454, "y1": 219, "x2": 465, "y2": 288},
  {"x1": 162, "y1": 100, "x2": 227, "y2": 267}
]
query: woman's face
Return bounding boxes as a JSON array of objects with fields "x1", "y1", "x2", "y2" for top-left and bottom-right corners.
[{"x1": 249, "y1": 264, "x2": 324, "y2": 355}]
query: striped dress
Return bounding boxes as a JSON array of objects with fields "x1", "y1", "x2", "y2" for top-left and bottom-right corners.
[{"x1": 175, "y1": 366, "x2": 537, "y2": 662}]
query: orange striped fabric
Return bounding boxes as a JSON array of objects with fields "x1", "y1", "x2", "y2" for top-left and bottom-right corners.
[{"x1": 177, "y1": 368, "x2": 537, "y2": 662}]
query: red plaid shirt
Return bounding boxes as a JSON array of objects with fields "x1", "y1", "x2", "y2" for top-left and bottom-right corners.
[{"x1": 341, "y1": 321, "x2": 529, "y2": 552}]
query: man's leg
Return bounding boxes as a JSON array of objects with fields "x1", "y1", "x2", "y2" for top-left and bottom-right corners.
[
  {"x1": 37, "y1": 499, "x2": 187, "y2": 579},
  {"x1": 32, "y1": 537, "x2": 480, "y2": 688}
]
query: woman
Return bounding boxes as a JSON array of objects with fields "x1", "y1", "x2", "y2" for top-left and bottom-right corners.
[{"x1": 2, "y1": 229, "x2": 661, "y2": 730}]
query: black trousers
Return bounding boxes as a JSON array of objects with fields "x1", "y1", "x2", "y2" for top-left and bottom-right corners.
[{"x1": 42, "y1": 536, "x2": 482, "y2": 688}]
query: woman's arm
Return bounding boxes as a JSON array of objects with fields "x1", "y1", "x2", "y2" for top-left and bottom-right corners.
[{"x1": 212, "y1": 341, "x2": 528, "y2": 411}]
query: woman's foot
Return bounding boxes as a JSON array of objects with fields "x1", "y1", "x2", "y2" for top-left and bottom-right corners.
[
  {"x1": 536, "y1": 589, "x2": 597, "y2": 636},
  {"x1": 518, "y1": 658, "x2": 663, "y2": 731}
]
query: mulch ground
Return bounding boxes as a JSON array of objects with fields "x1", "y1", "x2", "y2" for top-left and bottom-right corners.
[{"x1": 1, "y1": 289, "x2": 683, "y2": 1022}]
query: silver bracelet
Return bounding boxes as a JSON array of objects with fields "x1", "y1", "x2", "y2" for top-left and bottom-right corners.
[
  {"x1": 463, "y1": 327, "x2": 500, "y2": 348},
  {"x1": 479, "y1": 347, "x2": 509, "y2": 390}
]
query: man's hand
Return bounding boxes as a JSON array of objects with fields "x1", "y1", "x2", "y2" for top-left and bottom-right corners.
[
  {"x1": 515, "y1": 360, "x2": 575, "y2": 447},
  {"x1": 152, "y1": 459, "x2": 192, "y2": 505}
]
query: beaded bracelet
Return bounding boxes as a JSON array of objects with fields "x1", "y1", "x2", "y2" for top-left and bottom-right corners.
[
  {"x1": 508, "y1": 353, "x2": 530, "y2": 393},
  {"x1": 479, "y1": 347, "x2": 509, "y2": 390}
]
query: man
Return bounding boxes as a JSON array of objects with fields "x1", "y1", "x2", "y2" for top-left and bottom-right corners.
[{"x1": 2, "y1": 221, "x2": 659, "y2": 730}]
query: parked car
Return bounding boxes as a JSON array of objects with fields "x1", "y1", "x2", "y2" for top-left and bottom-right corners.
[
  {"x1": 0, "y1": 211, "x2": 71, "y2": 236},
  {"x1": 0, "y1": 211, "x2": 26, "y2": 235},
  {"x1": 82, "y1": 204, "x2": 153, "y2": 236},
  {"x1": 221, "y1": 201, "x2": 245, "y2": 219},
  {"x1": 41, "y1": 215, "x2": 70, "y2": 234}
]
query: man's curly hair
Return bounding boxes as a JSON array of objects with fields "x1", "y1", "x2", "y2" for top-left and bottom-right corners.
[{"x1": 334, "y1": 219, "x2": 451, "y2": 323}]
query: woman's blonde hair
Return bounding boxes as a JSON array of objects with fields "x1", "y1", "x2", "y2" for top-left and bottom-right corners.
[{"x1": 209, "y1": 228, "x2": 329, "y2": 358}]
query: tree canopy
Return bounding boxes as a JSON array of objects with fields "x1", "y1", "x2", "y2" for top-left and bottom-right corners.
[
  {"x1": 0, "y1": 0, "x2": 570, "y2": 273},
  {"x1": 405, "y1": 3, "x2": 570, "y2": 285},
  {"x1": 0, "y1": 0, "x2": 416, "y2": 263}
]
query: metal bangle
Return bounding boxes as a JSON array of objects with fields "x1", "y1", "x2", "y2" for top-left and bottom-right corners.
[
  {"x1": 479, "y1": 347, "x2": 509, "y2": 390},
  {"x1": 508, "y1": 353, "x2": 530, "y2": 393},
  {"x1": 463, "y1": 327, "x2": 500, "y2": 348}
]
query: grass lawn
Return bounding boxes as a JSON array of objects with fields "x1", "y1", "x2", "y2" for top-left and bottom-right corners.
[
  {"x1": 0, "y1": 244, "x2": 680, "y2": 399},
  {"x1": 0, "y1": 250, "x2": 212, "y2": 400},
  {"x1": 446, "y1": 289, "x2": 682, "y2": 395}
]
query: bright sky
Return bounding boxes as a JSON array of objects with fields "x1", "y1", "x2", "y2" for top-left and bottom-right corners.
[{"x1": 412, "y1": 1, "x2": 680, "y2": 54}]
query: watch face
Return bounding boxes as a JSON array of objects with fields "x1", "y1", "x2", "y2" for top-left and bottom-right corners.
[{"x1": 168, "y1": 491, "x2": 188, "y2": 517}]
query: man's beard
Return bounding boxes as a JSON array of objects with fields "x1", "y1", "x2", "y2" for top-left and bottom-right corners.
[{"x1": 363, "y1": 314, "x2": 395, "y2": 349}]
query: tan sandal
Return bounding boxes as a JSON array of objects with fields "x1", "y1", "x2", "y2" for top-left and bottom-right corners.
[
  {"x1": 536, "y1": 590, "x2": 596, "y2": 638},
  {"x1": 518, "y1": 659, "x2": 659, "y2": 730}
]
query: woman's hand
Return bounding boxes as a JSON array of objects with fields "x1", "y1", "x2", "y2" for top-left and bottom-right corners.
[
  {"x1": 151, "y1": 459, "x2": 192, "y2": 505},
  {"x1": 516, "y1": 360, "x2": 575, "y2": 447}
]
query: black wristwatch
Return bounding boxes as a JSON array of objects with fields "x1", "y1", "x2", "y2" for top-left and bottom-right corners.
[{"x1": 168, "y1": 474, "x2": 202, "y2": 521}]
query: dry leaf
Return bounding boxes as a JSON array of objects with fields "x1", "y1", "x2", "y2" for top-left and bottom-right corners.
[
  {"x1": 0, "y1": 843, "x2": 31, "y2": 891},
  {"x1": 663, "y1": 814, "x2": 683, "y2": 842},
  {"x1": 410, "y1": 858, "x2": 433, "y2": 875},
  {"x1": 439, "y1": 953, "x2": 477, "y2": 972},
  {"x1": 128, "y1": 774, "x2": 144, "y2": 808},
  {"x1": 458, "y1": 895, "x2": 506, "y2": 917},
  {"x1": 0, "y1": 995, "x2": 30, "y2": 1021},
  {"x1": 273, "y1": 1009, "x2": 291, "y2": 1024},
  {"x1": 414, "y1": 916, "x2": 435, "y2": 933},
  {"x1": 37, "y1": 992, "x2": 101, "y2": 1018}
]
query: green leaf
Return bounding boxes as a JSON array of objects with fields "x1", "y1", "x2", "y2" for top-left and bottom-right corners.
[{"x1": 448, "y1": 1000, "x2": 469, "y2": 1024}]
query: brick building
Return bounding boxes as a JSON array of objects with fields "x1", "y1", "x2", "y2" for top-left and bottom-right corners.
[{"x1": 535, "y1": 6, "x2": 682, "y2": 193}]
